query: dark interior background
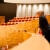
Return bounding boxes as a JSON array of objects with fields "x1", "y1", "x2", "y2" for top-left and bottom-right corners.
[
  {"x1": 0, "y1": 2, "x2": 16, "y2": 23},
  {"x1": 0, "y1": 0, "x2": 4, "y2": 3}
]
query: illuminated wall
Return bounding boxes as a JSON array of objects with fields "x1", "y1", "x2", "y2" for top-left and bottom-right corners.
[
  {"x1": 16, "y1": 4, "x2": 50, "y2": 17},
  {"x1": 27, "y1": 5, "x2": 32, "y2": 17},
  {"x1": 32, "y1": 4, "x2": 38, "y2": 17},
  {"x1": 22, "y1": 5, "x2": 26, "y2": 17},
  {"x1": 44, "y1": 4, "x2": 50, "y2": 15},
  {"x1": 16, "y1": 5, "x2": 22, "y2": 17}
]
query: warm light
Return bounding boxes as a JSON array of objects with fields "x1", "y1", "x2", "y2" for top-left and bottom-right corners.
[
  {"x1": 23, "y1": 5, "x2": 26, "y2": 10},
  {"x1": 44, "y1": 4, "x2": 49, "y2": 15},
  {"x1": 22, "y1": 5, "x2": 26, "y2": 17},
  {"x1": 33, "y1": 4, "x2": 37, "y2": 11},
  {"x1": 27, "y1": 5, "x2": 32, "y2": 17},
  {"x1": 28, "y1": 5, "x2": 31, "y2": 10},
  {"x1": 44, "y1": 4, "x2": 49, "y2": 10},
  {"x1": 38, "y1": 4, "x2": 43, "y2": 11},
  {"x1": 32, "y1": 4, "x2": 38, "y2": 16},
  {"x1": 16, "y1": 4, "x2": 50, "y2": 17},
  {"x1": 16, "y1": 5, "x2": 22, "y2": 17}
]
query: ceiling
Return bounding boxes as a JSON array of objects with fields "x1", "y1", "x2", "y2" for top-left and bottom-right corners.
[{"x1": 4, "y1": 0, "x2": 50, "y2": 4}]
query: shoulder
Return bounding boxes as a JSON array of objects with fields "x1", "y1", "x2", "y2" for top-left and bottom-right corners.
[{"x1": 40, "y1": 15, "x2": 45, "y2": 19}]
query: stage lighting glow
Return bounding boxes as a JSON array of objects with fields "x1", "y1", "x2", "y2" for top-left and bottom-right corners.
[
  {"x1": 27, "y1": 5, "x2": 32, "y2": 17},
  {"x1": 32, "y1": 4, "x2": 38, "y2": 16},
  {"x1": 22, "y1": 5, "x2": 26, "y2": 17},
  {"x1": 16, "y1": 5, "x2": 22, "y2": 17},
  {"x1": 38, "y1": 4, "x2": 43, "y2": 11},
  {"x1": 44, "y1": 4, "x2": 49, "y2": 15}
]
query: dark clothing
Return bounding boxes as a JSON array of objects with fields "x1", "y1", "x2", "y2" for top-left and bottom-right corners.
[
  {"x1": 39, "y1": 15, "x2": 50, "y2": 43},
  {"x1": 39, "y1": 15, "x2": 49, "y2": 35},
  {"x1": 45, "y1": 28, "x2": 50, "y2": 43},
  {"x1": 39, "y1": 15, "x2": 49, "y2": 30}
]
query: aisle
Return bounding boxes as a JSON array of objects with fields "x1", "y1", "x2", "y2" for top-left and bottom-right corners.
[{"x1": 9, "y1": 34, "x2": 50, "y2": 50}]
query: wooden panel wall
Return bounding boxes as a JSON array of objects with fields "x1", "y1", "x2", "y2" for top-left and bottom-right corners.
[
  {"x1": 0, "y1": 3, "x2": 16, "y2": 23},
  {"x1": 0, "y1": 16, "x2": 5, "y2": 24}
]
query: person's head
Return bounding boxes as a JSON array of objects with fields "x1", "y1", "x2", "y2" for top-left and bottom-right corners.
[{"x1": 36, "y1": 11, "x2": 44, "y2": 18}]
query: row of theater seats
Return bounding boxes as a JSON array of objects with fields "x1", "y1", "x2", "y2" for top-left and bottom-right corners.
[
  {"x1": 14, "y1": 17, "x2": 38, "y2": 19},
  {"x1": 0, "y1": 16, "x2": 39, "y2": 34},
  {"x1": 0, "y1": 15, "x2": 49, "y2": 48},
  {"x1": 0, "y1": 17, "x2": 39, "y2": 48},
  {"x1": 1, "y1": 15, "x2": 50, "y2": 26},
  {"x1": 1, "y1": 17, "x2": 38, "y2": 26}
]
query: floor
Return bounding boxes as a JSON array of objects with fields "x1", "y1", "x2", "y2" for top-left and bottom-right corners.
[{"x1": 8, "y1": 33, "x2": 50, "y2": 50}]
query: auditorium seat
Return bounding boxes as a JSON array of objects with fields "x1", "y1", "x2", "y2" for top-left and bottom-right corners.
[
  {"x1": 22, "y1": 20, "x2": 25, "y2": 22},
  {"x1": 25, "y1": 20, "x2": 28, "y2": 22},
  {"x1": 1, "y1": 23, "x2": 4, "y2": 26},
  {"x1": 28, "y1": 20, "x2": 31, "y2": 21},
  {"x1": 1, "y1": 18, "x2": 39, "y2": 33},
  {"x1": 18, "y1": 20, "x2": 21, "y2": 22},
  {"x1": 33, "y1": 17, "x2": 35, "y2": 18},
  {"x1": 27, "y1": 17, "x2": 29, "y2": 19},
  {"x1": 30, "y1": 17, "x2": 32, "y2": 18},
  {"x1": 0, "y1": 16, "x2": 40, "y2": 48},
  {"x1": 9, "y1": 20, "x2": 11, "y2": 22}
]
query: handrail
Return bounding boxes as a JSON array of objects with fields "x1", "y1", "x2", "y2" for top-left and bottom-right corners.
[{"x1": 12, "y1": 27, "x2": 39, "y2": 33}]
